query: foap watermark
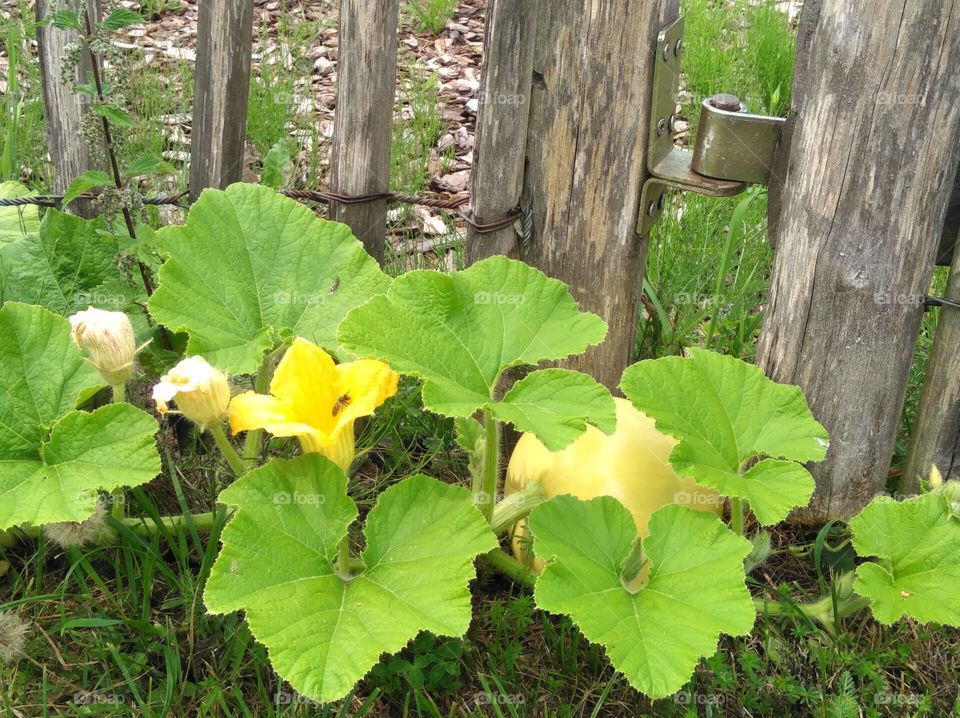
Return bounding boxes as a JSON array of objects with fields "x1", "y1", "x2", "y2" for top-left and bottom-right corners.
[
  {"x1": 73, "y1": 692, "x2": 128, "y2": 706},
  {"x1": 479, "y1": 90, "x2": 526, "y2": 106},
  {"x1": 673, "y1": 491, "x2": 723, "y2": 508},
  {"x1": 474, "y1": 692, "x2": 527, "y2": 707},
  {"x1": 873, "y1": 291, "x2": 925, "y2": 306},
  {"x1": 876, "y1": 91, "x2": 924, "y2": 107},
  {"x1": 273, "y1": 491, "x2": 326, "y2": 506},
  {"x1": 474, "y1": 291, "x2": 525, "y2": 306},
  {"x1": 76, "y1": 488, "x2": 125, "y2": 507},
  {"x1": 274, "y1": 290, "x2": 325, "y2": 307},
  {"x1": 73, "y1": 291, "x2": 125, "y2": 309},
  {"x1": 673, "y1": 691, "x2": 725, "y2": 707},
  {"x1": 874, "y1": 692, "x2": 922, "y2": 707}
]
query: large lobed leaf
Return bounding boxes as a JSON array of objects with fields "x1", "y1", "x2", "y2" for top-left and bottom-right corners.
[
  {"x1": 148, "y1": 183, "x2": 391, "y2": 374},
  {"x1": 0, "y1": 209, "x2": 131, "y2": 315},
  {"x1": 0, "y1": 181, "x2": 40, "y2": 245},
  {"x1": 0, "y1": 303, "x2": 159, "y2": 528},
  {"x1": 205, "y1": 455, "x2": 497, "y2": 703},
  {"x1": 338, "y1": 257, "x2": 615, "y2": 450},
  {"x1": 850, "y1": 492, "x2": 960, "y2": 626},
  {"x1": 528, "y1": 496, "x2": 755, "y2": 698},
  {"x1": 620, "y1": 348, "x2": 828, "y2": 524}
]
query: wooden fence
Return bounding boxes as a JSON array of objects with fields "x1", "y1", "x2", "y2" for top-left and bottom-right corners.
[{"x1": 33, "y1": 0, "x2": 960, "y2": 522}]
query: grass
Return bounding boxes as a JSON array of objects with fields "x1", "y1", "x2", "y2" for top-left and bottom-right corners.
[
  {"x1": 2, "y1": 0, "x2": 960, "y2": 716},
  {"x1": 404, "y1": 0, "x2": 459, "y2": 34}
]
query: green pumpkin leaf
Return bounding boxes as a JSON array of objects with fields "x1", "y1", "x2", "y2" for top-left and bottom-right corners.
[
  {"x1": 0, "y1": 210, "x2": 131, "y2": 314},
  {"x1": 0, "y1": 303, "x2": 159, "y2": 528},
  {"x1": 490, "y1": 369, "x2": 616, "y2": 451},
  {"x1": 205, "y1": 455, "x2": 497, "y2": 703},
  {"x1": 338, "y1": 257, "x2": 612, "y2": 449},
  {"x1": 0, "y1": 181, "x2": 40, "y2": 245},
  {"x1": 850, "y1": 492, "x2": 960, "y2": 626},
  {"x1": 620, "y1": 348, "x2": 828, "y2": 524},
  {"x1": 528, "y1": 497, "x2": 755, "y2": 699},
  {"x1": 148, "y1": 183, "x2": 391, "y2": 374}
]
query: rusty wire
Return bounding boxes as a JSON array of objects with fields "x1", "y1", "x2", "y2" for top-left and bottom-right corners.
[{"x1": 0, "y1": 187, "x2": 525, "y2": 235}]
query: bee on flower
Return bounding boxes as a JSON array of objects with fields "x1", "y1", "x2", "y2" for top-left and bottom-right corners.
[{"x1": 228, "y1": 338, "x2": 399, "y2": 472}]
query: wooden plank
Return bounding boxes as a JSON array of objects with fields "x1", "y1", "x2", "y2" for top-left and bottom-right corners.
[
  {"x1": 520, "y1": 0, "x2": 675, "y2": 391},
  {"x1": 756, "y1": 0, "x2": 960, "y2": 521},
  {"x1": 329, "y1": 0, "x2": 400, "y2": 264},
  {"x1": 189, "y1": 0, "x2": 254, "y2": 202},
  {"x1": 36, "y1": 0, "x2": 102, "y2": 216},
  {"x1": 904, "y1": 216, "x2": 960, "y2": 488},
  {"x1": 466, "y1": 0, "x2": 539, "y2": 262}
]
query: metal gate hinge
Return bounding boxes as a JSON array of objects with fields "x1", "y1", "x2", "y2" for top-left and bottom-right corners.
[{"x1": 639, "y1": 15, "x2": 786, "y2": 235}]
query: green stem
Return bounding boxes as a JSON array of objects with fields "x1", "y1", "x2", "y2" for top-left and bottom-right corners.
[
  {"x1": 619, "y1": 539, "x2": 647, "y2": 591},
  {"x1": 754, "y1": 590, "x2": 871, "y2": 633},
  {"x1": 242, "y1": 356, "x2": 272, "y2": 465},
  {"x1": 337, "y1": 537, "x2": 351, "y2": 578},
  {"x1": 476, "y1": 409, "x2": 500, "y2": 522},
  {"x1": 481, "y1": 548, "x2": 536, "y2": 589},
  {"x1": 210, "y1": 424, "x2": 245, "y2": 476},
  {"x1": 730, "y1": 497, "x2": 745, "y2": 536},
  {"x1": 111, "y1": 384, "x2": 126, "y2": 404},
  {"x1": 110, "y1": 488, "x2": 125, "y2": 522},
  {"x1": 5, "y1": 512, "x2": 219, "y2": 545},
  {"x1": 0, "y1": 528, "x2": 15, "y2": 548},
  {"x1": 490, "y1": 482, "x2": 548, "y2": 533}
]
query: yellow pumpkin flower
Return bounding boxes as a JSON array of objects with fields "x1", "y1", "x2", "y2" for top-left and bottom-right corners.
[{"x1": 229, "y1": 338, "x2": 399, "y2": 471}]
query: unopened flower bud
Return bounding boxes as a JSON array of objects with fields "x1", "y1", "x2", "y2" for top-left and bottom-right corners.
[
  {"x1": 68, "y1": 307, "x2": 136, "y2": 386},
  {"x1": 153, "y1": 356, "x2": 230, "y2": 430},
  {"x1": 928, "y1": 465, "x2": 943, "y2": 490}
]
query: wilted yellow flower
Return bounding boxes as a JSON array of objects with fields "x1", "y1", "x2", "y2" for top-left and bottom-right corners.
[
  {"x1": 153, "y1": 356, "x2": 230, "y2": 430},
  {"x1": 229, "y1": 338, "x2": 399, "y2": 471},
  {"x1": 69, "y1": 307, "x2": 136, "y2": 385}
]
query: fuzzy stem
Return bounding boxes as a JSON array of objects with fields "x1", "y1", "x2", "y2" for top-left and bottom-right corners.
[
  {"x1": 210, "y1": 424, "x2": 245, "y2": 476},
  {"x1": 482, "y1": 549, "x2": 536, "y2": 589},
  {"x1": 5, "y1": 512, "x2": 219, "y2": 545},
  {"x1": 490, "y1": 482, "x2": 548, "y2": 533},
  {"x1": 475, "y1": 410, "x2": 500, "y2": 522},
  {"x1": 337, "y1": 537, "x2": 351, "y2": 578},
  {"x1": 242, "y1": 356, "x2": 272, "y2": 465},
  {"x1": 111, "y1": 384, "x2": 125, "y2": 404},
  {"x1": 730, "y1": 497, "x2": 745, "y2": 536},
  {"x1": 754, "y1": 591, "x2": 871, "y2": 633}
]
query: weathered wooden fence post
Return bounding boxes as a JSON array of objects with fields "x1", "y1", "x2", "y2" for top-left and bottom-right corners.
[
  {"x1": 466, "y1": 0, "x2": 539, "y2": 262},
  {"x1": 512, "y1": 0, "x2": 677, "y2": 391},
  {"x1": 756, "y1": 0, "x2": 960, "y2": 522},
  {"x1": 36, "y1": 0, "x2": 102, "y2": 216},
  {"x1": 189, "y1": 0, "x2": 254, "y2": 202},
  {"x1": 904, "y1": 220, "x2": 960, "y2": 488},
  {"x1": 329, "y1": 0, "x2": 400, "y2": 264}
]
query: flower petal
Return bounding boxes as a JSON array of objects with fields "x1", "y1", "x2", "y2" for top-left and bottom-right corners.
[
  {"x1": 333, "y1": 359, "x2": 399, "y2": 428},
  {"x1": 270, "y1": 338, "x2": 340, "y2": 433},
  {"x1": 228, "y1": 391, "x2": 317, "y2": 437}
]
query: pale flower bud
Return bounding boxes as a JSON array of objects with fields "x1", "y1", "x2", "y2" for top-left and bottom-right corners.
[
  {"x1": 68, "y1": 307, "x2": 136, "y2": 385},
  {"x1": 153, "y1": 356, "x2": 230, "y2": 430}
]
